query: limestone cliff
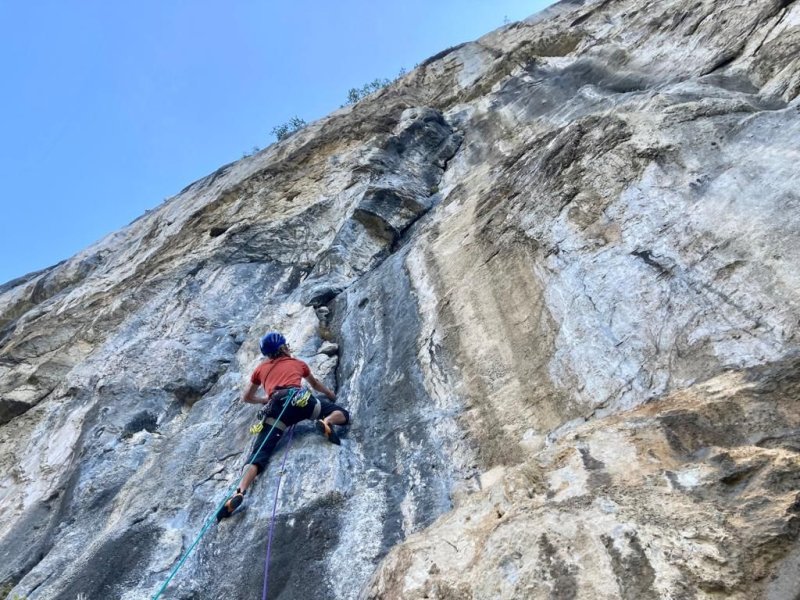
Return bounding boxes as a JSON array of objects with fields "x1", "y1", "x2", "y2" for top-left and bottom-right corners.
[{"x1": 2, "y1": 0, "x2": 800, "y2": 598}]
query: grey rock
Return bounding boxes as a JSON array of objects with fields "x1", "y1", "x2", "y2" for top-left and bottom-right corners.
[{"x1": 317, "y1": 342, "x2": 339, "y2": 356}]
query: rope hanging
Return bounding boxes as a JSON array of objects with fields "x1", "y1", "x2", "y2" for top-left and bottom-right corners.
[
  {"x1": 261, "y1": 424, "x2": 296, "y2": 600},
  {"x1": 151, "y1": 389, "x2": 297, "y2": 600}
]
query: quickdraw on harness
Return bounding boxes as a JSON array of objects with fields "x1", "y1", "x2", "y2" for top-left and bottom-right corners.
[{"x1": 249, "y1": 387, "x2": 316, "y2": 435}]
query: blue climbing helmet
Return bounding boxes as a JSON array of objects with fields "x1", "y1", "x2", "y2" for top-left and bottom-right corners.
[{"x1": 259, "y1": 332, "x2": 287, "y2": 356}]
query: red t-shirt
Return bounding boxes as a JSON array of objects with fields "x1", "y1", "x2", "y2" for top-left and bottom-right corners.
[{"x1": 250, "y1": 356, "x2": 310, "y2": 397}]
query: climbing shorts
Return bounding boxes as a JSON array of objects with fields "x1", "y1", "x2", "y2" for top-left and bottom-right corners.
[{"x1": 317, "y1": 398, "x2": 350, "y2": 424}]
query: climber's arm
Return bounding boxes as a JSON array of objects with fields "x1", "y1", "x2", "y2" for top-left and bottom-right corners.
[
  {"x1": 242, "y1": 382, "x2": 266, "y2": 404},
  {"x1": 306, "y1": 373, "x2": 336, "y2": 401}
]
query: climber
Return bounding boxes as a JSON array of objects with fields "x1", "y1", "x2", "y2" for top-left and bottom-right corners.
[{"x1": 216, "y1": 332, "x2": 349, "y2": 521}]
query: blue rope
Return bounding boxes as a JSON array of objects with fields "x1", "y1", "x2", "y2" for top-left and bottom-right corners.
[{"x1": 151, "y1": 389, "x2": 297, "y2": 600}]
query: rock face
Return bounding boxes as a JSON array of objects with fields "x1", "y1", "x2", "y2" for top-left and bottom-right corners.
[
  {"x1": 366, "y1": 361, "x2": 800, "y2": 599},
  {"x1": 1, "y1": 0, "x2": 800, "y2": 598}
]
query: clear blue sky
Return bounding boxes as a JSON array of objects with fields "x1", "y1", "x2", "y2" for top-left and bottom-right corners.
[{"x1": 0, "y1": 0, "x2": 551, "y2": 284}]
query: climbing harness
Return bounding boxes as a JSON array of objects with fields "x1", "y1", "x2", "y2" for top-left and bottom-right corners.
[
  {"x1": 150, "y1": 388, "x2": 299, "y2": 600},
  {"x1": 261, "y1": 424, "x2": 296, "y2": 600},
  {"x1": 249, "y1": 388, "x2": 316, "y2": 435}
]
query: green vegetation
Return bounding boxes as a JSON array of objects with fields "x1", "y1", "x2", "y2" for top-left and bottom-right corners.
[
  {"x1": 342, "y1": 67, "x2": 408, "y2": 107},
  {"x1": 343, "y1": 77, "x2": 391, "y2": 106},
  {"x1": 0, "y1": 590, "x2": 27, "y2": 600},
  {"x1": 0, "y1": 582, "x2": 22, "y2": 599},
  {"x1": 268, "y1": 67, "x2": 407, "y2": 144},
  {"x1": 271, "y1": 116, "x2": 308, "y2": 141}
]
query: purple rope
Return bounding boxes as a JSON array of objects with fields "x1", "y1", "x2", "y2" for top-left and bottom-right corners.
[{"x1": 262, "y1": 425, "x2": 296, "y2": 600}]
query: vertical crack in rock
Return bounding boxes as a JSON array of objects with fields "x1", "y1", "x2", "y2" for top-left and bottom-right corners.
[
  {"x1": 321, "y1": 224, "x2": 462, "y2": 596},
  {"x1": 303, "y1": 107, "x2": 461, "y2": 307}
]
